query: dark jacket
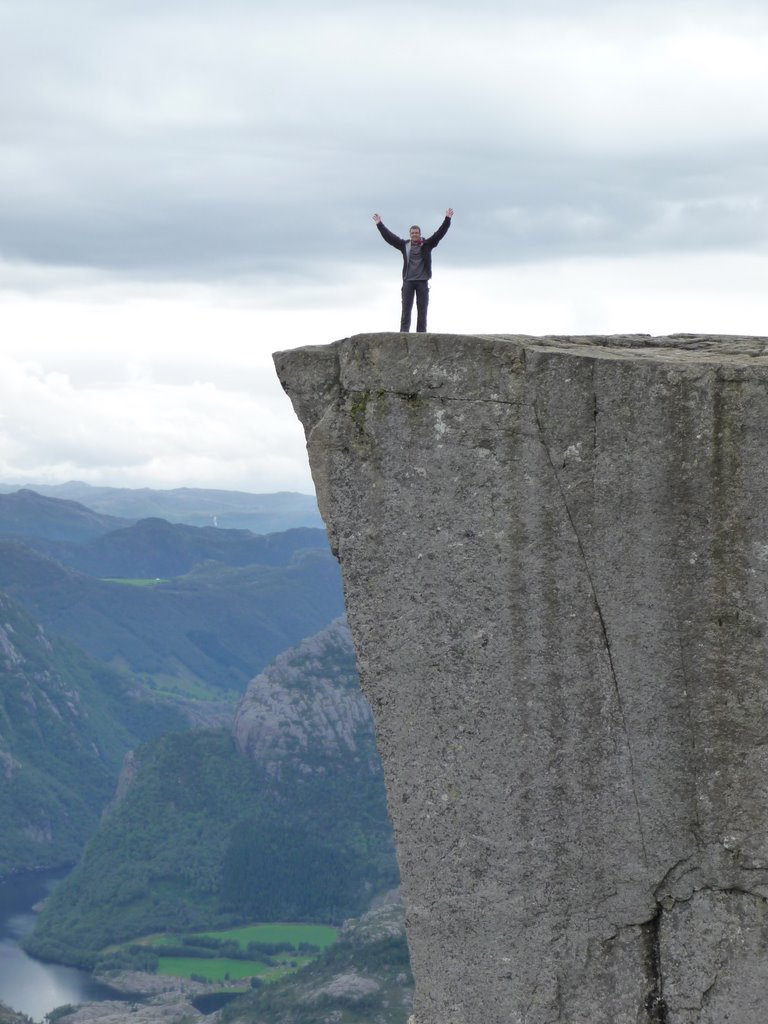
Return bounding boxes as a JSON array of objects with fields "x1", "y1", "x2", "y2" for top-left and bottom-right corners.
[{"x1": 376, "y1": 217, "x2": 451, "y2": 280}]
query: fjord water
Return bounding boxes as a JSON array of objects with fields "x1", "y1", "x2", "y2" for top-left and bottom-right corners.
[{"x1": 0, "y1": 871, "x2": 122, "y2": 1020}]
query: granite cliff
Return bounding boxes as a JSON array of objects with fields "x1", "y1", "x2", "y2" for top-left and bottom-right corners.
[
  {"x1": 275, "y1": 332, "x2": 768, "y2": 1024},
  {"x1": 233, "y1": 617, "x2": 381, "y2": 779}
]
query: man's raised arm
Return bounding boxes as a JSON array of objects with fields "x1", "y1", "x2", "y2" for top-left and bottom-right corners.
[
  {"x1": 426, "y1": 208, "x2": 454, "y2": 247},
  {"x1": 373, "y1": 214, "x2": 404, "y2": 249}
]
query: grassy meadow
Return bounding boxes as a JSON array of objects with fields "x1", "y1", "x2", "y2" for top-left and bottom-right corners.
[
  {"x1": 129, "y1": 922, "x2": 339, "y2": 986},
  {"x1": 156, "y1": 956, "x2": 270, "y2": 982}
]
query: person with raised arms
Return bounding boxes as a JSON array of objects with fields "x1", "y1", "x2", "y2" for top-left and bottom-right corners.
[{"x1": 372, "y1": 209, "x2": 454, "y2": 333}]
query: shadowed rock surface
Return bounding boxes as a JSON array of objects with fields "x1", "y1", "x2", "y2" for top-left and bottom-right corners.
[{"x1": 275, "y1": 332, "x2": 768, "y2": 1024}]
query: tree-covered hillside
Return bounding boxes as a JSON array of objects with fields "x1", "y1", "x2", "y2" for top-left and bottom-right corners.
[
  {"x1": 0, "y1": 489, "x2": 133, "y2": 541},
  {"x1": 0, "y1": 592, "x2": 185, "y2": 874},
  {"x1": 0, "y1": 485, "x2": 348, "y2": 891},
  {"x1": 25, "y1": 622, "x2": 398, "y2": 968},
  {"x1": 6, "y1": 512, "x2": 329, "y2": 579},
  {"x1": 0, "y1": 542, "x2": 344, "y2": 697},
  {"x1": 26, "y1": 729, "x2": 397, "y2": 968}
]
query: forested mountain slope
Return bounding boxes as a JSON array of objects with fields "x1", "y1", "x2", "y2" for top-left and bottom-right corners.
[
  {"x1": 0, "y1": 591, "x2": 185, "y2": 874},
  {"x1": 26, "y1": 620, "x2": 398, "y2": 968},
  {"x1": 0, "y1": 542, "x2": 344, "y2": 697},
  {"x1": 0, "y1": 489, "x2": 133, "y2": 541},
  {"x1": 0, "y1": 487, "x2": 344, "y2": 882},
  {"x1": 4, "y1": 511, "x2": 329, "y2": 580}
]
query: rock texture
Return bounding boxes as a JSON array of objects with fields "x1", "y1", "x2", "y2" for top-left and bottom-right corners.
[
  {"x1": 233, "y1": 617, "x2": 380, "y2": 777},
  {"x1": 223, "y1": 893, "x2": 413, "y2": 1024},
  {"x1": 275, "y1": 332, "x2": 768, "y2": 1024}
]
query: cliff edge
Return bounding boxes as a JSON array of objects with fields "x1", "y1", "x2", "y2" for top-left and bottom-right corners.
[{"x1": 274, "y1": 332, "x2": 768, "y2": 1024}]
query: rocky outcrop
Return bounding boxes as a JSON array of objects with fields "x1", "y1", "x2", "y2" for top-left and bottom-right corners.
[
  {"x1": 275, "y1": 332, "x2": 768, "y2": 1024},
  {"x1": 302, "y1": 972, "x2": 381, "y2": 1004},
  {"x1": 63, "y1": 988, "x2": 204, "y2": 1024},
  {"x1": 233, "y1": 617, "x2": 381, "y2": 777},
  {"x1": 223, "y1": 895, "x2": 413, "y2": 1024}
]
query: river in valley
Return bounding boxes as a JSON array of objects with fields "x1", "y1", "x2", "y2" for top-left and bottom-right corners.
[{"x1": 0, "y1": 870, "x2": 124, "y2": 1021}]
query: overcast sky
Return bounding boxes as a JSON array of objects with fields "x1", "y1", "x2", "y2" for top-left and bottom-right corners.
[{"x1": 1, "y1": 0, "x2": 767, "y2": 494}]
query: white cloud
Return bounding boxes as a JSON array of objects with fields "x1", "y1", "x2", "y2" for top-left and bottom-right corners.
[
  {"x1": 2, "y1": 0, "x2": 768, "y2": 274},
  {"x1": 2, "y1": 248, "x2": 766, "y2": 493},
  {"x1": 0, "y1": 0, "x2": 766, "y2": 491}
]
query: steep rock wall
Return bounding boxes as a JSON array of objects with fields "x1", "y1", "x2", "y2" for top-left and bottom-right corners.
[
  {"x1": 233, "y1": 616, "x2": 382, "y2": 777},
  {"x1": 275, "y1": 332, "x2": 768, "y2": 1024}
]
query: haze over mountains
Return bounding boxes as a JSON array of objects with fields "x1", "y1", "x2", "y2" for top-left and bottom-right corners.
[
  {"x1": 0, "y1": 489, "x2": 342, "y2": 699},
  {"x1": 0, "y1": 483, "x2": 322, "y2": 533},
  {"x1": 0, "y1": 483, "x2": 411, "y2": 1024},
  {"x1": 0, "y1": 482, "x2": 405, "y2": 1021},
  {"x1": 0, "y1": 490, "x2": 327, "y2": 576},
  {"x1": 0, "y1": 484, "x2": 346, "y2": 875}
]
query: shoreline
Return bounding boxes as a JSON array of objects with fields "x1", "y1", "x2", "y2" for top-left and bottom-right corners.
[{"x1": 61, "y1": 971, "x2": 240, "y2": 1024}]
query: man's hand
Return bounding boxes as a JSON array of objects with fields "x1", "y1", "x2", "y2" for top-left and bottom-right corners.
[
  {"x1": 372, "y1": 213, "x2": 381, "y2": 224},
  {"x1": 446, "y1": 208, "x2": 454, "y2": 218}
]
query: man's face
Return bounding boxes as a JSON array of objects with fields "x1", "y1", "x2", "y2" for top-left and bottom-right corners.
[{"x1": 409, "y1": 227, "x2": 422, "y2": 243}]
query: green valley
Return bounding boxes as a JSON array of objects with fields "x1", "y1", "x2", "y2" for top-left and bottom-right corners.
[
  {"x1": 219, "y1": 900, "x2": 413, "y2": 1024},
  {"x1": 25, "y1": 621, "x2": 398, "y2": 969},
  {"x1": 102, "y1": 922, "x2": 338, "y2": 985},
  {"x1": 0, "y1": 542, "x2": 344, "y2": 697},
  {"x1": 0, "y1": 485, "x2": 409, "y2": 1024}
]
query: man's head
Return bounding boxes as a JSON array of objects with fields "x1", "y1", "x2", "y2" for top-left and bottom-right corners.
[{"x1": 409, "y1": 226, "x2": 422, "y2": 243}]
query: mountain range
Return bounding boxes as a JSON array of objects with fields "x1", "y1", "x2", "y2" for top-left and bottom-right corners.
[
  {"x1": 0, "y1": 481, "x2": 406, "y2": 1013},
  {"x1": 0, "y1": 490, "x2": 343, "y2": 699},
  {"x1": 0, "y1": 490, "x2": 328, "y2": 576},
  {"x1": 0, "y1": 485, "x2": 345, "y2": 879},
  {"x1": 0, "y1": 483, "x2": 322, "y2": 533},
  {"x1": 0, "y1": 489, "x2": 132, "y2": 542}
]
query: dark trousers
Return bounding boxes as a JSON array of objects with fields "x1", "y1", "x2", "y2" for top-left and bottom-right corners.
[{"x1": 400, "y1": 280, "x2": 429, "y2": 332}]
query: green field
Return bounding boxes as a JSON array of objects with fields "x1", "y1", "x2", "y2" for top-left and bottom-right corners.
[{"x1": 137, "y1": 922, "x2": 339, "y2": 985}]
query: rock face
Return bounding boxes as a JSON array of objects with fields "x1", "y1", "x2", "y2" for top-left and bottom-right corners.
[
  {"x1": 233, "y1": 617, "x2": 380, "y2": 777},
  {"x1": 275, "y1": 332, "x2": 768, "y2": 1024}
]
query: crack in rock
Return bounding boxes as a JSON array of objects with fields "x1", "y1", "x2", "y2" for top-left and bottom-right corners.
[{"x1": 532, "y1": 398, "x2": 649, "y2": 867}]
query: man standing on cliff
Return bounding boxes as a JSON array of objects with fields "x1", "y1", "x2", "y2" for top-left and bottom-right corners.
[{"x1": 372, "y1": 209, "x2": 454, "y2": 332}]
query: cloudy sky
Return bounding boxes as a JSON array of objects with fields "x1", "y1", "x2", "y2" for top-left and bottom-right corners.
[{"x1": 1, "y1": 0, "x2": 767, "y2": 494}]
